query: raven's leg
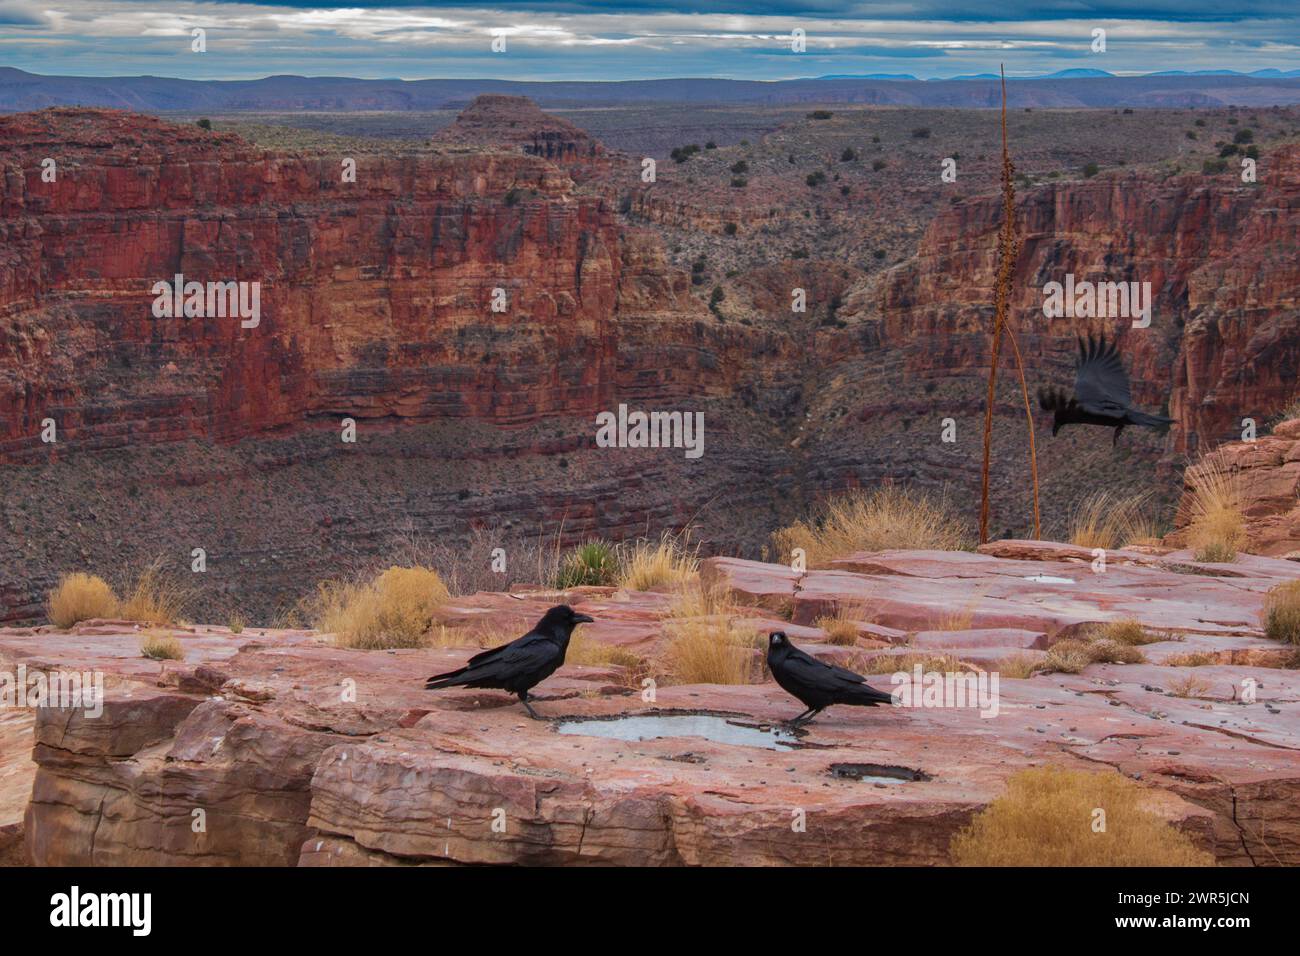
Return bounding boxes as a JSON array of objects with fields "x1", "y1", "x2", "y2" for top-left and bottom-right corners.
[
  {"x1": 797, "y1": 707, "x2": 825, "y2": 726},
  {"x1": 518, "y1": 692, "x2": 542, "y2": 720},
  {"x1": 1113, "y1": 423, "x2": 1125, "y2": 446},
  {"x1": 787, "y1": 707, "x2": 814, "y2": 724}
]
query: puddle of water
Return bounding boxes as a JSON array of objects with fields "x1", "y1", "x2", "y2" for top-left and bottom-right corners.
[
  {"x1": 830, "y1": 762, "x2": 931, "y2": 785},
  {"x1": 556, "y1": 714, "x2": 798, "y2": 751},
  {"x1": 1024, "y1": 574, "x2": 1075, "y2": 584}
]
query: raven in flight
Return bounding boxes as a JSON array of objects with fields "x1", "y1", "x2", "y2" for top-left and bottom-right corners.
[
  {"x1": 425, "y1": 604, "x2": 593, "y2": 719},
  {"x1": 766, "y1": 632, "x2": 894, "y2": 725},
  {"x1": 1038, "y1": 334, "x2": 1174, "y2": 445}
]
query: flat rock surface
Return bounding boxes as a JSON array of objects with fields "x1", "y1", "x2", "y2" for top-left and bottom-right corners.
[{"x1": 2, "y1": 544, "x2": 1298, "y2": 866}]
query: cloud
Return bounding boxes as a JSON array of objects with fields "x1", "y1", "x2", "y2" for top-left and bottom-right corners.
[{"x1": 0, "y1": 1, "x2": 1295, "y2": 80}]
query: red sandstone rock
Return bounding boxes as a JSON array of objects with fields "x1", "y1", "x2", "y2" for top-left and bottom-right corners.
[{"x1": 3, "y1": 547, "x2": 1298, "y2": 866}]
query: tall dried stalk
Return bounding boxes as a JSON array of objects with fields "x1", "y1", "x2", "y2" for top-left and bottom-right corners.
[{"x1": 979, "y1": 66, "x2": 1041, "y2": 543}]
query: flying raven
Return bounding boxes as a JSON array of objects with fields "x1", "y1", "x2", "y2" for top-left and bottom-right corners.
[
  {"x1": 766, "y1": 632, "x2": 894, "y2": 725},
  {"x1": 1038, "y1": 334, "x2": 1174, "y2": 445},
  {"x1": 425, "y1": 604, "x2": 593, "y2": 719}
]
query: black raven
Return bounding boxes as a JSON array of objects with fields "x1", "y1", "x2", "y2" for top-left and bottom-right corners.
[
  {"x1": 766, "y1": 632, "x2": 894, "y2": 725},
  {"x1": 1038, "y1": 334, "x2": 1174, "y2": 445},
  {"x1": 425, "y1": 604, "x2": 593, "y2": 719}
]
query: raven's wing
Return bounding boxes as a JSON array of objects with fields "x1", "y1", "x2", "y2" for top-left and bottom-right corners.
[
  {"x1": 426, "y1": 630, "x2": 556, "y2": 686},
  {"x1": 1074, "y1": 334, "x2": 1131, "y2": 416},
  {"x1": 785, "y1": 646, "x2": 870, "y2": 688},
  {"x1": 465, "y1": 628, "x2": 545, "y2": 666}
]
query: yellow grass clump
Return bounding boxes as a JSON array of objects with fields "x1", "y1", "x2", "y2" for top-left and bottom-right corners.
[
  {"x1": 140, "y1": 631, "x2": 184, "y2": 661},
  {"x1": 814, "y1": 601, "x2": 871, "y2": 646},
  {"x1": 1067, "y1": 490, "x2": 1156, "y2": 550},
  {"x1": 1091, "y1": 617, "x2": 1163, "y2": 646},
  {"x1": 566, "y1": 633, "x2": 646, "y2": 669},
  {"x1": 1043, "y1": 634, "x2": 1146, "y2": 674},
  {"x1": 119, "y1": 562, "x2": 188, "y2": 626},
  {"x1": 1183, "y1": 457, "x2": 1247, "y2": 563},
  {"x1": 1163, "y1": 652, "x2": 1215, "y2": 668},
  {"x1": 618, "y1": 530, "x2": 699, "y2": 592},
  {"x1": 996, "y1": 653, "x2": 1046, "y2": 679},
  {"x1": 851, "y1": 652, "x2": 977, "y2": 676},
  {"x1": 1166, "y1": 673, "x2": 1213, "y2": 698},
  {"x1": 951, "y1": 766, "x2": 1214, "y2": 866},
  {"x1": 773, "y1": 486, "x2": 969, "y2": 568},
  {"x1": 47, "y1": 573, "x2": 119, "y2": 628},
  {"x1": 1263, "y1": 580, "x2": 1300, "y2": 645},
  {"x1": 314, "y1": 565, "x2": 450, "y2": 649},
  {"x1": 658, "y1": 582, "x2": 761, "y2": 685}
]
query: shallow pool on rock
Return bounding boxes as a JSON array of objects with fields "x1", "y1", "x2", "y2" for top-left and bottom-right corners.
[{"x1": 556, "y1": 714, "x2": 799, "y2": 751}]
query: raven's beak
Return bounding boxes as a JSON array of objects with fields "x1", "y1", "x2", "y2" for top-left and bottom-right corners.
[{"x1": 573, "y1": 613, "x2": 595, "y2": 624}]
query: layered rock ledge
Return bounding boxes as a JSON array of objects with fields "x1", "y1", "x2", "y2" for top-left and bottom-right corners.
[{"x1": 2, "y1": 542, "x2": 1298, "y2": 866}]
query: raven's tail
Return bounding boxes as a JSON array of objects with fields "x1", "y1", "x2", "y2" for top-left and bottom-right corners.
[
  {"x1": 852, "y1": 681, "x2": 896, "y2": 707},
  {"x1": 425, "y1": 666, "x2": 471, "y2": 690},
  {"x1": 1127, "y1": 408, "x2": 1175, "y2": 431}
]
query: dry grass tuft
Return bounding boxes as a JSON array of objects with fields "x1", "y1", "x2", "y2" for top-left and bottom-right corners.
[
  {"x1": 1043, "y1": 634, "x2": 1146, "y2": 674},
  {"x1": 658, "y1": 581, "x2": 762, "y2": 684},
  {"x1": 566, "y1": 633, "x2": 646, "y2": 669},
  {"x1": 119, "y1": 561, "x2": 188, "y2": 626},
  {"x1": 618, "y1": 530, "x2": 699, "y2": 592},
  {"x1": 140, "y1": 630, "x2": 184, "y2": 661},
  {"x1": 996, "y1": 653, "x2": 1046, "y2": 679},
  {"x1": 1163, "y1": 652, "x2": 1215, "y2": 668},
  {"x1": 47, "y1": 573, "x2": 119, "y2": 628},
  {"x1": 1263, "y1": 580, "x2": 1300, "y2": 645},
  {"x1": 951, "y1": 766, "x2": 1214, "y2": 866},
  {"x1": 1091, "y1": 618, "x2": 1163, "y2": 646},
  {"x1": 1183, "y1": 457, "x2": 1247, "y2": 563},
  {"x1": 814, "y1": 601, "x2": 872, "y2": 645},
  {"x1": 1166, "y1": 673, "x2": 1213, "y2": 698},
  {"x1": 773, "y1": 486, "x2": 969, "y2": 567},
  {"x1": 228, "y1": 613, "x2": 245, "y2": 635},
  {"x1": 1068, "y1": 490, "x2": 1156, "y2": 550},
  {"x1": 313, "y1": 566, "x2": 450, "y2": 649}
]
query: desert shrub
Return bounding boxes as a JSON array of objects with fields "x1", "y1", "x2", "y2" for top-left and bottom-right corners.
[
  {"x1": 805, "y1": 170, "x2": 826, "y2": 187},
  {"x1": 554, "y1": 541, "x2": 619, "y2": 588},
  {"x1": 618, "y1": 530, "x2": 699, "y2": 592},
  {"x1": 47, "y1": 573, "x2": 119, "y2": 628},
  {"x1": 773, "y1": 486, "x2": 969, "y2": 568},
  {"x1": 1164, "y1": 652, "x2": 1214, "y2": 668},
  {"x1": 381, "y1": 523, "x2": 561, "y2": 596},
  {"x1": 951, "y1": 766, "x2": 1214, "y2": 866},
  {"x1": 229, "y1": 613, "x2": 245, "y2": 635},
  {"x1": 851, "y1": 652, "x2": 974, "y2": 676},
  {"x1": 566, "y1": 633, "x2": 645, "y2": 669},
  {"x1": 1183, "y1": 457, "x2": 1247, "y2": 563},
  {"x1": 1083, "y1": 162, "x2": 1100, "y2": 177},
  {"x1": 807, "y1": 110, "x2": 833, "y2": 120},
  {"x1": 140, "y1": 631, "x2": 184, "y2": 661},
  {"x1": 196, "y1": 118, "x2": 212, "y2": 130},
  {"x1": 840, "y1": 147, "x2": 857, "y2": 162},
  {"x1": 1043, "y1": 632, "x2": 1146, "y2": 674},
  {"x1": 911, "y1": 127, "x2": 931, "y2": 138},
  {"x1": 314, "y1": 566, "x2": 449, "y2": 649},
  {"x1": 1263, "y1": 580, "x2": 1300, "y2": 644}
]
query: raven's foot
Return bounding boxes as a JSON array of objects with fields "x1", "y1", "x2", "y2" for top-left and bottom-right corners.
[{"x1": 520, "y1": 697, "x2": 542, "y2": 720}]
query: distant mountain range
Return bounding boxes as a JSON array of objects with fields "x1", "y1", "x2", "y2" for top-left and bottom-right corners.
[{"x1": 2, "y1": 66, "x2": 1300, "y2": 112}]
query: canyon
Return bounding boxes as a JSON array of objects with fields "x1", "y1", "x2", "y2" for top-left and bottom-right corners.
[{"x1": 1, "y1": 98, "x2": 1298, "y2": 624}]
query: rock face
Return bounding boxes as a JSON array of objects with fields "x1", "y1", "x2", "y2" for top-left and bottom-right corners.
[
  {"x1": 0, "y1": 108, "x2": 646, "y2": 459},
  {"x1": 4, "y1": 543, "x2": 1299, "y2": 867},
  {"x1": 1166, "y1": 417, "x2": 1300, "y2": 557},
  {"x1": 865, "y1": 145, "x2": 1300, "y2": 456},
  {"x1": 432, "y1": 95, "x2": 615, "y2": 180}
]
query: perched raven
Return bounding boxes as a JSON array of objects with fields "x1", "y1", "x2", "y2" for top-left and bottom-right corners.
[
  {"x1": 425, "y1": 604, "x2": 593, "y2": 719},
  {"x1": 1038, "y1": 334, "x2": 1174, "y2": 445},
  {"x1": 766, "y1": 632, "x2": 894, "y2": 725}
]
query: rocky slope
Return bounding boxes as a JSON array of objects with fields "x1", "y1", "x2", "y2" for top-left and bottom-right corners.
[
  {"x1": 2, "y1": 102, "x2": 1299, "y2": 624},
  {"x1": 3, "y1": 542, "x2": 1298, "y2": 866}
]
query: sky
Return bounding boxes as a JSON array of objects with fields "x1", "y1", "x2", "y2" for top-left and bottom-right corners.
[{"x1": 1, "y1": 1, "x2": 1298, "y2": 81}]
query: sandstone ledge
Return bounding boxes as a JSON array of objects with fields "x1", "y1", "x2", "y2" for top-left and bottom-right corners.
[{"x1": 2, "y1": 544, "x2": 1297, "y2": 866}]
